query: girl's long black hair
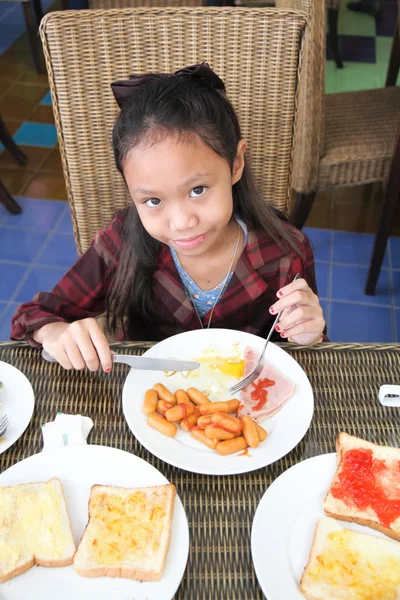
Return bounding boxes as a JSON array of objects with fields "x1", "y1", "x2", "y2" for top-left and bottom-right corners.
[{"x1": 107, "y1": 73, "x2": 301, "y2": 338}]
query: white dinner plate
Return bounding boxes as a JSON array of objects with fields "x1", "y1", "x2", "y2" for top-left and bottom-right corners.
[
  {"x1": 0, "y1": 445, "x2": 189, "y2": 600},
  {"x1": 122, "y1": 329, "x2": 314, "y2": 475},
  {"x1": 251, "y1": 452, "x2": 392, "y2": 599},
  {"x1": 0, "y1": 360, "x2": 35, "y2": 456}
]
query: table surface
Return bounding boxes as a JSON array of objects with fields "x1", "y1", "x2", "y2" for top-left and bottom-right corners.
[{"x1": 1, "y1": 340, "x2": 400, "y2": 599}]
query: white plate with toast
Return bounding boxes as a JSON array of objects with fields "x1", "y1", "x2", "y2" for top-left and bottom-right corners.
[
  {"x1": 0, "y1": 360, "x2": 35, "y2": 456},
  {"x1": 0, "y1": 445, "x2": 189, "y2": 600},
  {"x1": 251, "y1": 452, "x2": 396, "y2": 599},
  {"x1": 122, "y1": 329, "x2": 314, "y2": 475}
]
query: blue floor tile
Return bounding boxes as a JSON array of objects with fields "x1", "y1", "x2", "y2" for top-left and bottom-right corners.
[
  {"x1": 3, "y1": 197, "x2": 65, "y2": 231},
  {"x1": 13, "y1": 122, "x2": 58, "y2": 149},
  {"x1": 0, "y1": 228, "x2": 47, "y2": 262},
  {"x1": 0, "y1": 303, "x2": 20, "y2": 341},
  {"x1": 40, "y1": 91, "x2": 52, "y2": 106},
  {"x1": 56, "y1": 209, "x2": 74, "y2": 234},
  {"x1": 16, "y1": 266, "x2": 66, "y2": 303},
  {"x1": 331, "y1": 264, "x2": 391, "y2": 306},
  {"x1": 391, "y1": 237, "x2": 400, "y2": 270},
  {"x1": 396, "y1": 310, "x2": 400, "y2": 342},
  {"x1": 333, "y1": 231, "x2": 389, "y2": 267},
  {"x1": 315, "y1": 262, "x2": 329, "y2": 299},
  {"x1": 0, "y1": 3, "x2": 17, "y2": 17},
  {"x1": 303, "y1": 228, "x2": 331, "y2": 262},
  {"x1": 392, "y1": 270, "x2": 400, "y2": 308},
  {"x1": 38, "y1": 233, "x2": 78, "y2": 268},
  {"x1": 330, "y1": 301, "x2": 393, "y2": 342},
  {"x1": 0, "y1": 263, "x2": 28, "y2": 301}
]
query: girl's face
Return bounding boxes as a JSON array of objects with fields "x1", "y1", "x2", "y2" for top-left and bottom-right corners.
[{"x1": 123, "y1": 131, "x2": 246, "y2": 257}]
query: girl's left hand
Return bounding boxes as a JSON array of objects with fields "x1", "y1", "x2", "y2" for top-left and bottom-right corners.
[{"x1": 269, "y1": 277, "x2": 325, "y2": 346}]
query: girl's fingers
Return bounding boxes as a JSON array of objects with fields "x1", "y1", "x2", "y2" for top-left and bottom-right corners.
[
  {"x1": 87, "y1": 322, "x2": 112, "y2": 372},
  {"x1": 277, "y1": 306, "x2": 322, "y2": 333},
  {"x1": 276, "y1": 277, "x2": 307, "y2": 298},
  {"x1": 74, "y1": 330, "x2": 101, "y2": 372},
  {"x1": 279, "y1": 316, "x2": 325, "y2": 339},
  {"x1": 63, "y1": 339, "x2": 87, "y2": 370},
  {"x1": 270, "y1": 288, "x2": 319, "y2": 315},
  {"x1": 49, "y1": 348, "x2": 73, "y2": 370}
]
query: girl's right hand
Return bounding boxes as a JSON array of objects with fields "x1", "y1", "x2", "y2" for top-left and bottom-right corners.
[{"x1": 33, "y1": 318, "x2": 112, "y2": 372}]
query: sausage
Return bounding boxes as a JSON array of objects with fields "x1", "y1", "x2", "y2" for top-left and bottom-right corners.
[
  {"x1": 175, "y1": 389, "x2": 196, "y2": 409},
  {"x1": 180, "y1": 409, "x2": 200, "y2": 432},
  {"x1": 153, "y1": 383, "x2": 176, "y2": 405},
  {"x1": 156, "y1": 400, "x2": 174, "y2": 416},
  {"x1": 210, "y1": 413, "x2": 243, "y2": 434},
  {"x1": 204, "y1": 425, "x2": 236, "y2": 440},
  {"x1": 165, "y1": 403, "x2": 195, "y2": 422},
  {"x1": 196, "y1": 415, "x2": 213, "y2": 428},
  {"x1": 190, "y1": 428, "x2": 218, "y2": 450},
  {"x1": 186, "y1": 387, "x2": 212, "y2": 406},
  {"x1": 147, "y1": 412, "x2": 177, "y2": 437},
  {"x1": 216, "y1": 436, "x2": 248, "y2": 456},
  {"x1": 241, "y1": 416, "x2": 260, "y2": 448},
  {"x1": 199, "y1": 400, "x2": 240, "y2": 415},
  {"x1": 255, "y1": 422, "x2": 268, "y2": 442},
  {"x1": 143, "y1": 389, "x2": 158, "y2": 415}
]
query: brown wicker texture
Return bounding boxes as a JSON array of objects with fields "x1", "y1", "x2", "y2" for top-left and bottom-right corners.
[
  {"x1": 276, "y1": 0, "x2": 326, "y2": 191},
  {"x1": 277, "y1": 0, "x2": 400, "y2": 194},
  {"x1": 40, "y1": 8, "x2": 306, "y2": 254},
  {"x1": 89, "y1": 0, "x2": 204, "y2": 8},
  {"x1": 319, "y1": 86, "x2": 400, "y2": 189},
  {"x1": 1, "y1": 341, "x2": 400, "y2": 598}
]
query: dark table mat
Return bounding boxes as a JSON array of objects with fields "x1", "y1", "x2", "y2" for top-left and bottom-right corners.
[{"x1": 1, "y1": 341, "x2": 400, "y2": 599}]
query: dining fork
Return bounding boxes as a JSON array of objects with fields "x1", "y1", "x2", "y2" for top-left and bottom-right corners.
[
  {"x1": 0, "y1": 414, "x2": 9, "y2": 438},
  {"x1": 227, "y1": 273, "x2": 301, "y2": 395}
]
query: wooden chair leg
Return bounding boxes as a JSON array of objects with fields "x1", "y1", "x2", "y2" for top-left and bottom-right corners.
[
  {"x1": 0, "y1": 181, "x2": 22, "y2": 215},
  {"x1": 385, "y1": 20, "x2": 399, "y2": 87},
  {"x1": 328, "y1": 9, "x2": 344, "y2": 69},
  {"x1": 22, "y1": 0, "x2": 46, "y2": 74},
  {"x1": 290, "y1": 191, "x2": 317, "y2": 230},
  {"x1": 365, "y1": 134, "x2": 400, "y2": 296},
  {"x1": 0, "y1": 115, "x2": 27, "y2": 166}
]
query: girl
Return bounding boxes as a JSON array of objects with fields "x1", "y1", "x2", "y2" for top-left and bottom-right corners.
[{"x1": 10, "y1": 63, "x2": 325, "y2": 372}]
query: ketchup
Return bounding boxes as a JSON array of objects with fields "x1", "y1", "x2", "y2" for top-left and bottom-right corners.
[
  {"x1": 250, "y1": 378, "x2": 275, "y2": 411},
  {"x1": 330, "y1": 448, "x2": 400, "y2": 528}
]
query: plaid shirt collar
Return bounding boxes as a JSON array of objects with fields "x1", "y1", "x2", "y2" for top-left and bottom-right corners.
[{"x1": 154, "y1": 228, "x2": 272, "y2": 329}]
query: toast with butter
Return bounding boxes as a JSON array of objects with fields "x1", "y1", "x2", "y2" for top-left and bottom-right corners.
[
  {"x1": 300, "y1": 517, "x2": 400, "y2": 600},
  {"x1": 0, "y1": 477, "x2": 76, "y2": 583},
  {"x1": 74, "y1": 483, "x2": 176, "y2": 581},
  {"x1": 324, "y1": 432, "x2": 400, "y2": 541}
]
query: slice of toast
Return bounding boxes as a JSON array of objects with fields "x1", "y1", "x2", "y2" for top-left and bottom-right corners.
[
  {"x1": 74, "y1": 483, "x2": 176, "y2": 581},
  {"x1": 0, "y1": 477, "x2": 76, "y2": 583},
  {"x1": 324, "y1": 432, "x2": 400, "y2": 541},
  {"x1": 300, "y1": 517, "x2": 400, "y2": 600}
]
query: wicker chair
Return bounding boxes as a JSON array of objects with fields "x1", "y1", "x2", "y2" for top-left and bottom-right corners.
[
  {"x1": 277, "y1": 0, "x2": 400, "y2": 295},
  {"x1": 40, "y1": 7, "x2": 306, "y2": 254},
  {"x1": 89, "y1": 0, "x2": 204, "y2": 6}
]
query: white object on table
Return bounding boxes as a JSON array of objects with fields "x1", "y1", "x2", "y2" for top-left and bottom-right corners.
[
  {"x1": 41, "y1": 413, "x2": 94, "y2": 451},
  {"x1": 378, "y1": 385, "x2": 400, "y2": 407}
]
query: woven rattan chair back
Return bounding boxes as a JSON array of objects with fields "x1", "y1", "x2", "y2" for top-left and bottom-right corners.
[
  {"x1": 89, "y1": 0, "x2": 204, "y2": 7},
  {"x1": 40, "y1": 8, "x2": 306, "y2": 253}
]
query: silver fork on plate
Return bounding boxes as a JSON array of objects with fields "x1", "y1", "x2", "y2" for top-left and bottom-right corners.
[
  {"x1": 227, "y1": 273, "x2": 301, "y2": 395},
  {"x1": 0, "y1": 414, "x2": 9, "y2": 438}
]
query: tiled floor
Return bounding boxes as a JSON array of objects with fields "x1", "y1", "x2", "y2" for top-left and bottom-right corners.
[{"x1": 0, "y1": 0, "x2": 399, "y2": 343}]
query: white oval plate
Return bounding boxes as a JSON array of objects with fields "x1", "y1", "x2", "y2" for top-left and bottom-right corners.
[
  {"x1": 0, "y1": 360, "x2": 35, "y2": 455},
  {"x1": 251, "y1": 453, "x2": 392, "y2": 599},
  {"x1": 0, "y1": 445, "x2": 189, "y2": 600},
  {"x1": 122, "y1": 329, "x2": 314, "y2": 475}
]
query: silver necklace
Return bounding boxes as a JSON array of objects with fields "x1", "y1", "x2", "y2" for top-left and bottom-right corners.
[{"x1": 173, "y1": 224, "x2": 242, "y2": 329}]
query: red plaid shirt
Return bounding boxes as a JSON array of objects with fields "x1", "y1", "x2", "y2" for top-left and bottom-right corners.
[{"x1": 10, "y1": 211, "x2": 319, "y2": 345}]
